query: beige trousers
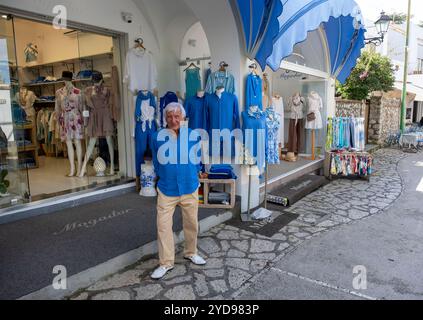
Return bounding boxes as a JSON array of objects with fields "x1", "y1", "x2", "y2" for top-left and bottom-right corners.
[{"x1": 157, "y1": 188, "x2": 199, "y2": 267}]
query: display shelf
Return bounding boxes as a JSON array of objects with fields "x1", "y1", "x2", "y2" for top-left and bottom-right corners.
[
  {"x1": 22, "y1": 52, "x2": 113, "y2": 69},
  {"x1": 0, "y1": 124, "x2": 39, "y2": 169},
  {"x1": 24, "y1": 78, "x2": 94, "y2": 88},
  {"x1": 199, "y1": 178, "x2": 236, "y2": 209}
]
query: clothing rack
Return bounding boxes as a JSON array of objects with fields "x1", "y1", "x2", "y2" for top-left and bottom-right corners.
[{"x1": 179, "y1": 56, "x2": 211, "y2": 66}]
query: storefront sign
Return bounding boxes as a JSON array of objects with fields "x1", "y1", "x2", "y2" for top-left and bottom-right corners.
[
  {"x1": 279, "y1": 70, "x2": 304, "y2": 81},
  {"x1": 53, "y1": 209, "x2": 134, "y2": 236}
]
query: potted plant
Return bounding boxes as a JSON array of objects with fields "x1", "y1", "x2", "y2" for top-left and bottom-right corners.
[{"x1": 0, "y1": 170, "x2": 10, "y2": 197}]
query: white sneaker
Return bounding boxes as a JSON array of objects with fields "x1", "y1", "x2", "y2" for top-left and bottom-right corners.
[
  {"x1": 184, "y1": 255, "x2": 207, "y2": 265},
  {"x1": 151, "y1": 266, "x2": 174, "y2": 280}
]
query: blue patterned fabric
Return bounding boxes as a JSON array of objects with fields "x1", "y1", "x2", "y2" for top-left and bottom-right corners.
[{"x1": 265, "y1": 107, "x2": 281, "y2": 165}]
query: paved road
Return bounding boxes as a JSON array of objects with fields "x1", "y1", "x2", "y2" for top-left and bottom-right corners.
[
  {"x1": 65, "y1": 148, "x2": 423, "y2": 300},
  {"x1": 238, "y1": 150, "x2": 423, "y2": 300}
]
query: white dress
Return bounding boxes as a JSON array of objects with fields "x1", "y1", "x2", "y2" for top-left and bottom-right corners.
[
  {"x1": 305, "y1": 92, "x2": 323, "y2": 130},
  {"x1": 272, "y1": 96, "x2": 284, "y2": 145}
]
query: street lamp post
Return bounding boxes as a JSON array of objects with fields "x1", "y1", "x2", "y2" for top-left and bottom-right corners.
[
  {"x1": 401, "y1": 0, "x2": 412, "y2": 133},
  {"x1": 364, "y1": 11, "x2": 391, "y2": 46}
]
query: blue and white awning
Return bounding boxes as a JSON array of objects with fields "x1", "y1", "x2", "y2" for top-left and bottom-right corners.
[{"x1": 231, "y1": 0, "x2": 366, "y2": 83}]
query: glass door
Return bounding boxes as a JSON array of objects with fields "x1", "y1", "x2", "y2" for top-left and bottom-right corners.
[{"x1": 0, "y1": 14, "x2": 31, "y2": 209}]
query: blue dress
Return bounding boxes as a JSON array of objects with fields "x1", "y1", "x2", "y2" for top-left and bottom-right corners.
[
  {"x1": 242, "y1": 111, "x2": 267, "y2": 169},
  {"x1": 265, "y1": 107, "x2": 281, "y2": 165},
  {"x1": 245, "y1": 73, "x2": 263, "y2": 110},
  {"x1": 185, "y1": 68, "x2": 201, "y2": 100}
]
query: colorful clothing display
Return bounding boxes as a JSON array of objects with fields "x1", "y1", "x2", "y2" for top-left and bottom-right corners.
[
  {"x1": 245, "y1": 73, "x2": 263, "y2": 110},
  {"x1": 159, "y1": 91, "x2": 179, "y2": 128},
  {"x1": 265, "y1": 107, "x2": 281, "y2": 165},
  {"x1": 205, "y1": 71, "x2": 235, "y2": 94},
  {"x1": 55, "y1": 86, "x2": 84, "y2": 142},
  {"x1": 329, "y1": 152, "x2": 373, "y2": 177},
  {"x1": 305, "y1": 91, "x2": 323, "y2": 130},
  {"x1": 185, "y1": 68, "x2": 202, "y2": 100},
  {"x1": 326, "y1": 117, "x2": 365, "y2": 151},
  {"x1": 185, "y1": 95, "x2": 206, "y2": 130},
  {"x1": 135, "y1": 91, "x2": 158, "y2": 176},
  {"x1": 242, "y1": 109, "x2": 267, "y2": 169},
  {"x1": 84, "y1": 85, "x2": 115, "y2": 138},
  {"x1": 124, "y1": 47, "x2": 158, "y2": 93}
]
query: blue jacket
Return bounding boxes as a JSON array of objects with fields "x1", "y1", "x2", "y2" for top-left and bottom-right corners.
[
  {"x1": 151, "y1": 128, "x2": 201, "y2": 197},
  {"x1": 204, "y1": 92, "x2": 240, "y2": 133},
  {"x1": 205, "y1": 71, "x2": 236, "y2": 94},
  {"x1": 185, "y1": 95, "x2": 206, "y2": 130},
  {"x1": 245, "y1": 74, "x2": 263, "y2": 110}
]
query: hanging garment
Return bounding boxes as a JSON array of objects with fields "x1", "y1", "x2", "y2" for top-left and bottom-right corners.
[
  {"x1": 111, "y1": 65, "x2": 121, "y2": 122},
  {"x1": 55, "y1": 86, "x2": 84, "y2": 142},
  {"x1": 15, "y1": 89, "x2": 36, "y2": 121},
  {"x1": 124, "y1": 47, "x2": 158, "y2": 93},
  {"x1": 262, "y1": 75, "x2": 271, "y2": 110},
  {"x1": 185, "y1": 68, "x2": 202, "y2": 100},
  {"x1": 84, "y1": 85, "x2": 115, "y2": 138},
  {"x1": 305, "y1": 91, "x2": 323, "y2": 130},
  {"x1": 245, "y1": 73, "x2": 263, "y2": 110},
  {"x1": 159, "y1": 91, "x2": 179, "y2": 128},
  {"x1": 272, "y1": 96, "x2": 284, "y2": 146},
  {"x1": 135, "y1": 91, "x2": 158, "y2": 176},
  {"x1": 205, "y1": 70, "x2": 236, "y2": 94},
  {"x1": 242, "y1": 110, "x2": 267, "y2": 169},
  {"x1": 326, "y1": 117, "x2": 333, "y2": 151},
  {"x1": 205, "y1": 68, "x2": 212, "y2": 87},
  {"x1": 265, "y1": 107, "x2": 281, "y2": 165},
  {"x1": 204, "y1": 92, "x2": 240, "y2": 158},
  {"x1": 289, "y1": 94, "x2": 305, "y2": 124},
  {"x1": 288, "y1": 119, "x2": 304, "y2": 154},
  {"x1": 185, "y1": 95, "x2": 206, "y2": 131}
]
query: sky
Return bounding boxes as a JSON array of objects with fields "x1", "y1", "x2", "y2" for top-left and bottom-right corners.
[{"x1": 355, "y1": 0, "x2": 423, "y2": 24}]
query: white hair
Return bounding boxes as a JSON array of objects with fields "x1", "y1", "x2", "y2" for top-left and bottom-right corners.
[{"x1": 164, "y1": 102, "x2": 186, "y2": 119}]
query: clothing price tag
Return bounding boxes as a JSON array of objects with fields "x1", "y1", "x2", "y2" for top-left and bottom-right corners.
[{"x1": 83, "y1": 110, "x2": 90, "y2": 118}]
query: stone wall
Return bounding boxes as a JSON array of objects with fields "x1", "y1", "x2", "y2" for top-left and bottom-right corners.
[
  {"x1": 335, "y1": 99, "x2": 366, "y2": 118},
  {"x1": 368, "y1": 92, "x2": 402, "y2": 144}
]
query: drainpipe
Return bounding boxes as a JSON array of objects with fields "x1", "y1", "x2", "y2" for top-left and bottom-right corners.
[{"x1": 400, "y1": 0, "x2": 412, "y2": 132}]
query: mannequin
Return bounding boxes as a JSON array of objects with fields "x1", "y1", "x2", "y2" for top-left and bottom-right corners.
[
  {"x1": 287, "y1": 92, "x2": 305, "y2": 160},
  {"x1": 55, "y1": 71, "x2": 83, "y2": 177},
  {"x1": 79, "y1": 72, "x2": 115, "y2": 177},
  {"x1": 305, "y1": 91, "x2": 324, "y2": 160}
]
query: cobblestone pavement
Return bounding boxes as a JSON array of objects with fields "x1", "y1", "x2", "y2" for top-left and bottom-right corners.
[{"x1": 69, "y1": 148, "x2": 409, "y2": 300}]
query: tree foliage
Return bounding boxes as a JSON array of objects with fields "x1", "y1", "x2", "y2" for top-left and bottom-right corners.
[{"x1": 336, "y1": 51, "x2": 395, "y2": 101}]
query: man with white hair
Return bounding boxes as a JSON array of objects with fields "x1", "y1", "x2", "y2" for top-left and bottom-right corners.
[{"x1": 150, "y1": 102, "x2": 206, "y2": 280}]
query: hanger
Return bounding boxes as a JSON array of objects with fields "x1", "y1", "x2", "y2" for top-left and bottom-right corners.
[
  {"x1": 134, "y1": 37, "x2": 146, "y2": 51},
  {"x1": 184, "y1": 62, "x2": 199, "y2": 72}
]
